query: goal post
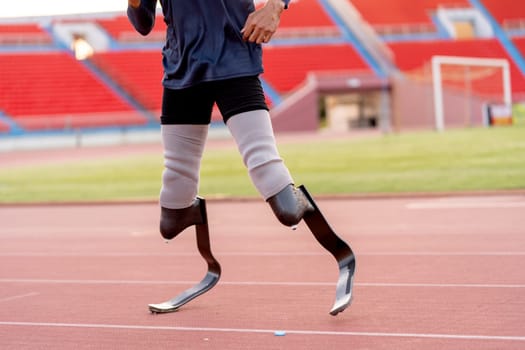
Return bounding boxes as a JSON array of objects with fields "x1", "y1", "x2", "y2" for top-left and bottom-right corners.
[{"x1": 431, "y1": 55, "x2": 512, "y2": 131}]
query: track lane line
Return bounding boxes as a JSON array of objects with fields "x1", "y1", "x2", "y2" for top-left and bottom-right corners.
[
  {"x1": 1, "y1": 278, "x2": 525, "y2": 288},
  {"x1": 0, "y1": 292, "x2": 40, "y2": 303},
  {"x1": 1, "y1": 251, "x2": 525, "y2": 257},
  {"x1": 0, "y1": 321, "x2": 524, "y2": 341}
]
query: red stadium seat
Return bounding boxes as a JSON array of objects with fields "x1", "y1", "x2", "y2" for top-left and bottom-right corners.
[
  {"x1": 388, "y1": 38, "x2": 525, "y2": 95},
  {"x1": 0, "y1": 52, "x2": 146, "y2": 130},
  {"x1": 349, "y1": 0, "x2": 470, "y2": 33},
  {"x1": 91, "y1": 51, "x2": 163, "y2": 111},
  {"x1": 276, "y1": 0, "x2": 340, "y2": 37},
  {"x1": 479, "y1": 0, "x2": 525, "y2": 27},
  {"x1": 261, "y1": 44, "x2": 372, "y2": 93},
  {"x1": 0, "y1": 23, "x2": 52, "y2": 45}
]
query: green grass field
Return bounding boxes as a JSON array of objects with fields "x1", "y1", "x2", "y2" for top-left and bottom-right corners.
[{"x1": 1, "y1": 125, "x2": 524, "y2": 203}]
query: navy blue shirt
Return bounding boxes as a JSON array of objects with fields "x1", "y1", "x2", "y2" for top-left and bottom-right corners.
[{"x1": 128, "y1": 0, "x2": 288, "y2": 89}]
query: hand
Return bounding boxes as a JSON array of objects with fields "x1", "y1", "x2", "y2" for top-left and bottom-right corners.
[
  {"x1": 128, "y1": 0, "x2": 141, "y2": 8},
  {"x1": 241, "y1": 0, "x2": 285, "y2": 44}
]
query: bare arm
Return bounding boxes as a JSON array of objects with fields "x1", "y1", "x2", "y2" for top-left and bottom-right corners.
[
  {"x1": 241, "y1": 0, "x2": 289, "y2": 44},
  {"x1": 127, "y1": 0, "x2": 157, "y2": 36}
]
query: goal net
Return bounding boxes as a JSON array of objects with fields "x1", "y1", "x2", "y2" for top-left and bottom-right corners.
[{"x1": 431, "y1": 55, "x2": 512, "y2": 130}]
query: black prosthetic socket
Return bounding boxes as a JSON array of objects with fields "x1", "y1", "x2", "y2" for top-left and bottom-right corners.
[
  {"x1": 160, "y1": 199, "x2": 205, "y2": 240},
  {"x1": 267, "y1": 184, "x2": 314, "y2": 227}
]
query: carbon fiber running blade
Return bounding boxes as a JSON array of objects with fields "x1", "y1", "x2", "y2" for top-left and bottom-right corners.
[
  {"x1": 299, "y1": 185, "x2": 356, "y2": 316},
  {"x1": 149, "y1": 199, "x2": 221, "y2": 314},
  {"x1": 148, "y1": 270, "x2": 220, "y2": 313}
]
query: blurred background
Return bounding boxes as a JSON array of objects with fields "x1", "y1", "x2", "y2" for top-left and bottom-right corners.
[{"x1": 1, "y1": 0, "x2": 524, "y2": 149}]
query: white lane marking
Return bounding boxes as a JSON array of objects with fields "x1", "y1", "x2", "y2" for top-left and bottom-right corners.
[
  {"x1": 1, "y1": 251, "x2": 524, "y2": 257},
  {"x1": 0, "y1": 292, "x2": 39, "y2": 303},
  {"x1": 357, "y1": 282, "x2": 525, "y2": 288},
  {"x1": 406, "y1": 196, "x2": 525, "y2": 209},
  {"x1": 360, "y1": 252, "x2": 525, "y2": 256},
  {"x1": 407, "y1": 202, "x2": 525, "y2": 209},
  {"x1": 0, "y1": 252, "x2": 325, "y2": 257},
  {"x1": 0, "y1": 279, "x2": 524, "y2": 289},
  {"x1": 0, "y1": 321, "x2": 524, "y2": 341}
]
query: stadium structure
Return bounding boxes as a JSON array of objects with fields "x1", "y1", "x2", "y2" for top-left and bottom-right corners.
[{"x1": 1, "y1": 0, "x2": 525, "y2": 145}]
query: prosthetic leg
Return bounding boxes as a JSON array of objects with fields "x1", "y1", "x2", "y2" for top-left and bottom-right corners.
[
  {"x1": 228, "y1": 111, "x2": 355, "y2": 315},
  {"x1": 267, "y1": 184, "x2": 356, "y2": 316},
  {"x1": 149, "y1": 197, "x2": 221, "y2": 313},
  {"x1": 149, "y1": 124, "x2": 221, "y2": 313}
]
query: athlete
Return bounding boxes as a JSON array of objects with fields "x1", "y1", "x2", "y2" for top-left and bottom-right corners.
[
  {"x1": 128, "y1": 0, "x2": 355, "y2": 315},
  {"x1": 127, "y1": 0, "x2": 311, "y2": 237}
]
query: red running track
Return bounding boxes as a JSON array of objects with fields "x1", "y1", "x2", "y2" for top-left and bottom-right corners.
[{"x1": 1, "y1": 195, "x2": 525, "y2": 349}]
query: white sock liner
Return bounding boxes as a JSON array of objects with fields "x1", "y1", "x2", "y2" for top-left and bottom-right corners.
[
  {"x1": 227, "y1": 110, "x2": 293, "y2": 199},
  {"x1": 160, "y1": 124, "x2": 208, "y2": 209}
]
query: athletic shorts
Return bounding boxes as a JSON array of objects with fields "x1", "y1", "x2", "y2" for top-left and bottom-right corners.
[{"x1": 161, "y1": 75, "x2": 269, "y2": 125}]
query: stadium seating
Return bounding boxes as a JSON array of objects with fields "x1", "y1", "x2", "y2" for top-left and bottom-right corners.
[
  {"x1": 91, "y1": 51, "x2": 163, "y2": 111},
  {"x1": 349, "y1": 0, "x2": 470, "y2": 33},
  {"x1": 0, "y1": 52, "x2": 146, "y2": 130},
  {"x1": 388, "y1": 38, "x2": 525, "y2": 95},
  {"x1": 479, "y1": 0, "x2": 525, "y2": 27},
  {"x1": 262, "y1": 44, "x2": 371, "y2": 93},
  {"x1": 1, "y1": 0, "x2": 525, "y2": 135},
  {"x1": 0, "y1": 23, "x2": 52, "y2": 45},
  {"x1": 275, "y1": 0, "x2": 340, "y2": 37}
]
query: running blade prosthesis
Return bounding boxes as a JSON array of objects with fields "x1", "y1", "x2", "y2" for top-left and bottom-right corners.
[
  {"x1": 148, "y1": 187, "x2": 355, "y2": 316},
  {"x1": 299, "y1": 185, "x2": 356, "y2": 315},
  {"x1": 148, "y1": 198, "x2": 221, "y2": 314}
]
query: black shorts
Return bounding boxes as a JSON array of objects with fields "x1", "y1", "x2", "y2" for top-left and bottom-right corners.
[{"x1": 161, "y1": 75, "x2": 269, "y2": 125}]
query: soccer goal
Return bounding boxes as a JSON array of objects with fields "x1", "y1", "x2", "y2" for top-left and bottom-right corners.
[{"x1": 431, "y1": 55, "x2": 512, "y2": 131}]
